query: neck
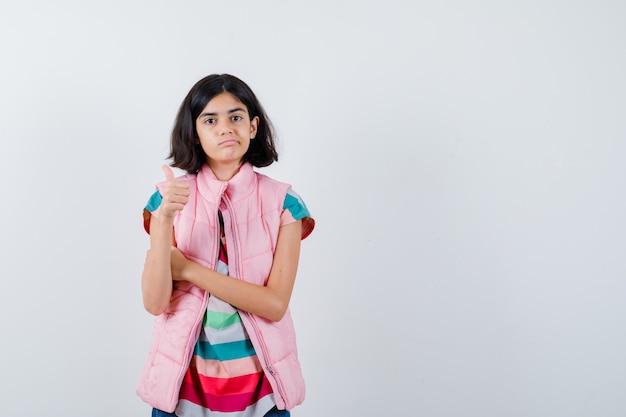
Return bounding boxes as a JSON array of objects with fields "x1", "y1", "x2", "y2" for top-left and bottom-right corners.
[{"x1": 209, "y1": 161, "x2": 243, "y2": 181}]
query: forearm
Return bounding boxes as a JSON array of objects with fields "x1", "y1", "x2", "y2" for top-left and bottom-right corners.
[
  {"x1": 141, "y1": 216, "x2": 175, "y2": 315},
  {"x1": 182, "y1": 263, "x2": 287, "y2": 322},
  {"x1": 170, "y1": 220, "x2": 302, "y2": 322}
]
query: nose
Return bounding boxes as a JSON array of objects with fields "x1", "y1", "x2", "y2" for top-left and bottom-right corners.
[{"x1": 217, "y1": 119, "x2": 233, "y2": 135}]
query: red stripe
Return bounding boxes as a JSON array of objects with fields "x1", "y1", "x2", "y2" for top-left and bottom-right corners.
[
  {"x1": 179, "y1": 373, "x2": 273, "y2": 412},
  {"x1": 219, "y1": 241, "x2": 228, "y2": 263},
  {"x1": 182, "y1": 369, "x2": 265, "y2": 395}
]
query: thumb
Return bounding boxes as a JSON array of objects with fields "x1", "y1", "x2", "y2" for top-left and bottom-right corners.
[{"x1": 161, "y1": 165, "x2": 175, "y2": 181}]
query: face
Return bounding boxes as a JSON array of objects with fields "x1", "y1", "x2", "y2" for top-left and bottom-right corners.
[{"x1": 195, "y1": 92, "x2": 259, "y2": 170}]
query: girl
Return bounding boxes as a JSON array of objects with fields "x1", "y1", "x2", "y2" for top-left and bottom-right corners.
[{"x1": 137, "y1": 74, "x2": 315, "y2": 417}]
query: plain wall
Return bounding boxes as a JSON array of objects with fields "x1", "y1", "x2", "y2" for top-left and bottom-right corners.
[{"x1": 1, "y1": 1, "x2": 625, "y2": 416}]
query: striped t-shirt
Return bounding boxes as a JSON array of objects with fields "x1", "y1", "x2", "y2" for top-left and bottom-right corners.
[{"x1": 144, "y1": 188, "x2": 311, "y2": 417}]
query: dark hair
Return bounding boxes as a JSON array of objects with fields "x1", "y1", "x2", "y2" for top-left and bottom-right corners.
[{"x1": 168, "y1": 74, "x2": 278, "y2": 173}]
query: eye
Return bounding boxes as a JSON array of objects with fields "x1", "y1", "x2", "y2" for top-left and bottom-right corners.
[
  {"x1": 232, "y1": 115, "x2": 243, "y2": 122},
  {"x1": 204, "y1": 118, "x2": 216, "y2": 125}
]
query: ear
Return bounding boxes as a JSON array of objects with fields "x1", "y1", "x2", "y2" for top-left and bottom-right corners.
[{"x1": 250, "y1": 116, "x2": 259, "y2": 139}]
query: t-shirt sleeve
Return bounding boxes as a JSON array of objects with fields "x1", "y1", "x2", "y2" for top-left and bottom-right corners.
[
  {"x1": 142, "y1": 190, "x2": 163, "y2": 234},
  {"x1": 281, "y1": 188, "x2": 315, "y2": 240}
]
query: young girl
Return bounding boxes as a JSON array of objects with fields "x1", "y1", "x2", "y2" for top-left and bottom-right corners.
[{"x1": 137, "y1": 74, "x2": 315, "y2": 417}]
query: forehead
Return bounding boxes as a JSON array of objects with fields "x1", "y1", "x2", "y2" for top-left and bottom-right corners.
[{"x1": 203, "y1": 92, "x2": 247, "y2": 112}]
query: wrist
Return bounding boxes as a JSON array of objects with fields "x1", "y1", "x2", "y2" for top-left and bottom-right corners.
[
  {"x1": 152, "y1": 214, "x2": 175, "y2": 228},
  {"x1": 172, "y1": 251, "x2": 198, "y2": 284},
  {"x1": 181, "y1": 261, "x2": 199, "y2": 284}
]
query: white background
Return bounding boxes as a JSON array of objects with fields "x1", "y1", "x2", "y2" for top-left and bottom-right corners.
[{"x1": 1, "y1": 1, "x2": 625, "y2": 416}]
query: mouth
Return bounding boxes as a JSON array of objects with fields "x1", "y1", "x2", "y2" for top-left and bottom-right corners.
[{"x1": 219, "y1": 139, "x2": 239, "y2": 146}]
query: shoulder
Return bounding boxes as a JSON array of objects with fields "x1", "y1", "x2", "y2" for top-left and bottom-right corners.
[
  {"x1": 255, "y1": 171, "x2": 291, "y2": 191},
  {"x1": 279, "y1": 186, "x2": 315, "y2": 240},
  {"x1": 283, "y1": 188, "x2": 311, "y2": 220},
  {"x1": 254, "y1": 171, "x2": 292, "y2": 205},
  {"x1": 253, "y1": 171, "x2": 315, "y2": 239}
]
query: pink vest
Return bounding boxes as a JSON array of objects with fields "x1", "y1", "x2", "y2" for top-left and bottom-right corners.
[{"x1": 136, "y1": 163, "x2": 314, "y2": 412}]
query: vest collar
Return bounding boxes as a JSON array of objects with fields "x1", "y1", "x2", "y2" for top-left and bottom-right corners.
[{"x1": 196, "y1": 162, "x2": 257, "y2": 203}]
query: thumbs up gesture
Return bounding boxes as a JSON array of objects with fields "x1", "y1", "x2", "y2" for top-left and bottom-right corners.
[{"x1": 159, "y1": 165, "x2": 190, "y2": 219}]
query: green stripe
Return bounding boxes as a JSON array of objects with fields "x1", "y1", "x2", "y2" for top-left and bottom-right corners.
[{"x1": 203, "y1": 310, "x2": 242, "y2": 329}]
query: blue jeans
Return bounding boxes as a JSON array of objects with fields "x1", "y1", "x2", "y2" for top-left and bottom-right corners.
[{"x1": 152, "y1": 406, "x2": 290, "y2": 417}]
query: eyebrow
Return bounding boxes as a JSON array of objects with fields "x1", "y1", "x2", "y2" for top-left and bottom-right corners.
[{"x1": 199, "y1": 107, "x2": 247, "y2": 118}]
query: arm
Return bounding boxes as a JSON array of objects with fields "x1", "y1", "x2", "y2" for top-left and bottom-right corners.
[
  {"x1": 141, "y1": 215, "x2": 175, "y2": 315},
  {"x1": 170, "y1": 220, "x2": 303, "y2": 322},
  {"x1": 141, "y1": 166, "x2": 190, "y2": 315}
]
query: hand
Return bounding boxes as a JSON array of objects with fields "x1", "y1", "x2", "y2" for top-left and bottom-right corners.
[
  {"x1": 159, "y1": 165, "x2": 190, "y2": 219},
  {"x1": 170, "y1": 246, "x2": 191, "y2": 281}
]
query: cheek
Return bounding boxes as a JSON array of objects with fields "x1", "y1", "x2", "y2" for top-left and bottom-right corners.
[
  {"x1": 196, "y1": 135, "x2": 212, "y2": 154},
  {"x1": 196, "y1": 128, "x2": 212, "y2": 143}
]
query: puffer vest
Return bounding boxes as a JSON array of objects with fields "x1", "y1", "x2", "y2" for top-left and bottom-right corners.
[{"x1": 136, "y1": 162, "x2": 313, "y2": 412}]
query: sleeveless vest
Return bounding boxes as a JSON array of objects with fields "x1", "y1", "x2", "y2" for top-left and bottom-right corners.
[{"x1": 136, "y1": 163, "x2": 312, "y2": 412}]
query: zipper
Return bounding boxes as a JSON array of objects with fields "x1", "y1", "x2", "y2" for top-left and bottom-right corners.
[
  {"x1": 244, "y1": 311, "x2": 288, "y2": 404},
  {"x1": 222, "y1": 194, "x2": 288, "y2": 405},
  {"x1": 172, "y1": 185, "x2": 224, "y2": 400}
]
